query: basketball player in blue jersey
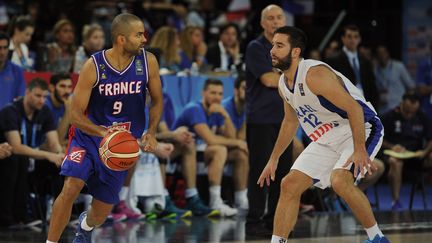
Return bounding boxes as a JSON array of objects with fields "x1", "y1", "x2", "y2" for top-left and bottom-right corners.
[
  {"x1": 46, "y1": 13, "x2": 163, "y2": 243},
  {"x1": 257, "y1": 26, "x2": 390, "y2": 243}
]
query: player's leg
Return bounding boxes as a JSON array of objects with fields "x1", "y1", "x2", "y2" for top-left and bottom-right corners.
[
  {"x1": 205, "y1": 145, "x2": 237, "y2": 216},
  {"x1": 387, "y1": 156, "x2": 403, "y2": 207},
  {"x1": 331, "y1": 169, "x2": 376, "y2": 227},
  {"x1": 47, "y1": 176, "x2": 85, "y2": 242},
  {"x1": 272, "y1": 170, "x2": 313, "y2": 240},
  {"x1": 227, "y1": 148, "x2": 249, "y2": 209},
  {"x1": 86, "y1": 198, "x2": 114, "y2": 226}
]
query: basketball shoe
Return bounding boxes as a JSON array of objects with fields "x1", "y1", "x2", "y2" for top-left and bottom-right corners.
[
  {"x1": 210, "y1": 198, "x2": 238, "y2": 217},
  {"x1": 364, "y1": 234, "x2": 390, "y2": 243},
  {"x1": 158, "y1": 196, "x2": 192, "y2": 219},
  {"x1": 186, "y1": 195, "x2": 219, "y2": 217},
  {"x1": 72, "y1": 211, "x2": 93, "y2": 243},
  {"x1": 112, "y1": 201, "x2": 145, "y2": 220}
]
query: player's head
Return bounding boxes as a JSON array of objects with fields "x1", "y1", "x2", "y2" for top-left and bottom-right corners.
[
  {"x1": 270, "y1": 26, "x2": 307, "y2": 71},
  {"x1": 202, "y1": 78, "x2": 224, "y2": 106},
  {"x1": 261, "y1": 5, "x2": 285, "y2": 38},
  {"x1": 400, "y1": 90, "x2": 420, "y2": 119},
  {"x1": 111, "y1": 13, "x2": 146, "y2": 55},
  {"x1": 50, "y1": 72, "x2": 73, "y2": 104},
  {"x1": 26, "y1": 78, "x2": 49, "y2": 111},
  {"x1": 234, "y1": 73, "x2": 246, "y2": 103},
  {"x1": 8, "y1": 15, "x2": 34, "y2": 44},
  {"x1": 341, "y1": 24, "x2": 361, "y2": 52}
]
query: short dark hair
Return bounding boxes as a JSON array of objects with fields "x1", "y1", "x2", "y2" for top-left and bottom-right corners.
[
  {"x1": 50, "y1": 72, "x2": 71, "y2": 86},
  {"x1": 342, "y1": 24, "x2": 360, "y2": 37},
  {"x1": 27, "y1": 78, "x2": 48, "y2": 91},
  {"x1": 203, "y1": 78, "x2": 223, "y2": 90},
  {"x1": 234, "y1": 73, "x2": 246, "y2": 89},
  {"x1": 0, "y1": 31, "x2": 10, "y2": 46},
  {"x1": 402, "y1": 90, "x2": 420, "y2": 102},
  {"x1": 8, "y1": 15, "x2": 34, "y2": 36},
  {"x1": 274, "y1": 26, "x2": 307, "y2": 57},
  {"x1": 219, "y1": 23, "x2": 239, "y2": 39}
]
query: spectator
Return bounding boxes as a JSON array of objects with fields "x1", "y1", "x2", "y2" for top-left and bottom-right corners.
[
  {"x1": 307, "y1": 48, "x2": 322, "y2": 61},
  {"x1": 415, "y1": 39, "x2": 432, "y2": 118},
  {"x1": 172, "y1": 78, "x2": 249, "y2": 217},
  {"x1": 179, "y1": 26, "x2": 207, "y2": 70},
  {"x1": 244, "y1": 4, "x2": 292, "y2": 227},
  {"x1": 327, "y1": 24, "x2": 379, "y2": 107},
  {"x1": 73, "y1": 23, "x2": 105, "y2": 73},
  {"x1": 323, "y1": 40, "x2": 339, "y2": 61},
  {"x1": 0, "y1": 78, "x2": 64, "y2": 227},
  {"x1": 375, "y1": 45, "x2": 415, "y2": 114},
  {"x1": 0, "y1": 31, "x2": 26, "y2": 109},
  {"x1": 222, "y1": 74, "x2": 249, "y2": 210},
  {"x1": 7, "y1": 15, "x2": 35, "y2": 71},
  {"x1": 0, "y1": 142, "x2": 12, "y2": 159},
  {"x1": 381, "y1": 91, "x2": 432, "y2": 211},
  {"x1": 206, "y1": 23, "x2": 242, "y2": 72},
  {"x1": 45, "y1": 19, "x2": 76, "y2": 73},
  {"x1": 45, "y1": 73, "x2": 73, "y2": 147},
  {"x1": 149, "y1": 26, "x2": 181, "y2": 72}
]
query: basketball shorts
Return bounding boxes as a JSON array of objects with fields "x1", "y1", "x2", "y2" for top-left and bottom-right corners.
[
  {"x1": 60, "y1": 130, "x2": 128, "y2": 204},
  {"x1": 291, "y1": 117, "x2": 383, "y2": 189}
]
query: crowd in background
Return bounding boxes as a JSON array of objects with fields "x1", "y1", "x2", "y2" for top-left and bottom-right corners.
[{"x1": 0, "y1": 0, "x2": 431, "y2": 232}]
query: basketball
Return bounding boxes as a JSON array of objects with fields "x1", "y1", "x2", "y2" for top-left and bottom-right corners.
[{"x1": 99, "y1": 130, "x2": 140, "y2": 171}]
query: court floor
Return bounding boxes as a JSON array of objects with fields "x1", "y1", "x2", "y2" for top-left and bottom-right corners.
[{"x1": 1, "y1": 210, "x2": 431, "y2": 243}]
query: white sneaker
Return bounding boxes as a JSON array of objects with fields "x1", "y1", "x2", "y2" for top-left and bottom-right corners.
[
  {"x1": 235, "y1": 198, "x2": 249, "y2": 210},
  {"x1": 211, "y1": 200, "x2": 238, "y2": 217}
]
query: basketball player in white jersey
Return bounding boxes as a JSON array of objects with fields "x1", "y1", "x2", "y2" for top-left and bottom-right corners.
[{"x1": 257, "y1": 26, "x2": 390, "y2": 243}]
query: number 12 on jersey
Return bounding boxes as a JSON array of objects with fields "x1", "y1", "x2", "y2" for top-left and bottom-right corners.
[{"x1": 113, "y1": 101, "x2": 123, "y2": 114}]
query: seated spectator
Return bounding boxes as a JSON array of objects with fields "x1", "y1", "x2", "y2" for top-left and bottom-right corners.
[
  {"x1": 7, "y1": 15, "x2": 35, "y2": 71},
  {"x1": 381, "y1": 91, "x2": 432, "y2": 211},
  {"x1": 179, "y1": 26, "x2": 207, "y2": 70},
  {"x1": 45, "y1": 73, "x2": 73, "y2": 148},
  {"x1": 73, "y1": 23, "x2": 105, "y2": 73},
  {"x1": 416, "y1": 38, "x2": 432, "y2": 119},
  {"x1": 172, "y1": 78, "x2": 249, "y2": 216},
  {"x1": 45, "y1": 19, "x2": 76, "y2": 73},
  {"x1": 375, "y1": 45, "x2": 415, "y2": 114},
  {"x1": 221, "y1": 74, "x2": 249, "y2": 210},
  {"x1": 149, "y1": 26, "x2": 181, "y2": 72},
  {"x1": 0, "y1": 78, "x2": 64, "y2": 227},
  {"x1": 206, "y1": 23, "x2": 242, "y2": 72},
  {"x1": 0, "y1": 32, "x2": 26, "y2": 109}
]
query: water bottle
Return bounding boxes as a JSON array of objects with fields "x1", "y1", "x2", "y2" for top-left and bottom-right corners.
[
  {"x1": 190, "y1": 62, "x2": 199, "y2": 76},
  {"x1": 230, "y1": 64, "x2": 238, "y2": 78},
  {"x1": 73, "y1": 46, "x2": 86, "y2": 73}
]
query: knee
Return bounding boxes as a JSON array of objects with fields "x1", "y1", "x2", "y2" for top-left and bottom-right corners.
[
  {"x1": 331, "y1": 173, "x2": 351, "y2": 195},
  {"x1": 280, "y1": 175, "x2": 300, "y2": 198},
  {"x1": 232, "y1": 149, "x2": 249, "y2": 165},
  {"x1": 59, "y1": 180, "x2": 83, "y2": 201},
  {"x1": 210, "y1": 145, "x2": 228, "y2": 159}
]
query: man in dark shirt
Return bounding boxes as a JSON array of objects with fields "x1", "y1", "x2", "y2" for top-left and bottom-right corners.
[
  {"x1": 381, "y1": 91, "x2": 432, "y2": 211},
  {"x1": 0, "y1": 78, "x2": 64, "y2": 227},
  {"x1": 245, "y1": 4, "x2": 293, "y2": 226}
]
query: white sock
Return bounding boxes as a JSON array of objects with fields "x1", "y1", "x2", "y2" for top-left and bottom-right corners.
[
  {"x1": 234, "y1": 189, "x2": 247, "y2": 205},
  {"x1": 365, "y1": 223, "x2": 384, "y2": 240},
  {"x1": 271, "y1": 235, "x2": 287, "y2": 243},
  {"x1": 119, "y1": 186, "x2": 129, "y2": 201},
  {"x1": 185, "y1": 188, "x2": 198, "y2": 199},
  {"x1": 46, "y1": 241, "x2": 57, "y2": 243},
  {"x1": 80, "y1": 215, "x2": 94, "y2": 231},
  {"x1": 209, "y1": 185, "x2": 222, "y2": 206},
  {"x1": 164, "y1": 188, "x2": 170, "y2": 197}
]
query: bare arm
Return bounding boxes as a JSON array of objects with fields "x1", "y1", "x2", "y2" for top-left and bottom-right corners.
[
  {"x1": 45, "y1": 130, "x2": 63, "y2": 153},
  {"x1": 145, "y1": 52, "x2": 163, "y2": 136},
  {"x1": 70, "y1": 58, "x2": 107, "y2": 137},
  {"x1": 57, "y1": 97, "x2": 72, "y2": 146},
  {"x1": 260, "y1": 71, "x2": 281, "y2": 88},
  {"x1": 237, "y1": 122, "x2": 246, "y2": 140}
]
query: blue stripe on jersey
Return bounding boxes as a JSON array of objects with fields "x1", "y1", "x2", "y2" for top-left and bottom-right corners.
[
  {"x1": 317, "y1": 96, "x2": 375, "y2": 122},
  {"x1": 365, "y1": 117, "x2": 383, "y2": 156}
]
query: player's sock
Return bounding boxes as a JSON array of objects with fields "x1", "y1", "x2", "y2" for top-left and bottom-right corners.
[
  {"x1": 209, "y1": 185, "x2": 222, "y2": 206},
  {"x1": 365, "y1": 223, "x2": 384, "y2": 240},
  {"x1": 46, "y1": 241, "x2": 57, "y2": 243},
  {"x1": 119, "y1": 186, "x2": 129, "y2": 201},
  {"x1": 80, "y1": 215, "x2": 94, "y2": 231},
  {"x1": 185, "y1": 188, "x2": 198, "y2": 199},
  {"x1": 234, "y1": 189, "x2": 248, "y2": 207},
  {"x1": 271, "y1": 235, "x2": 287, "y2": 243},
  {"x1": 164, "y1": 188, "x2": 170, "y2": 196}
]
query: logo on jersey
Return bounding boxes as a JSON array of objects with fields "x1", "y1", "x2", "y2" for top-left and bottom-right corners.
[
  {"x1": 68, "y1": 147, "x2": 86, "y2": 163},
  {"x1": 136, "y1": 60, "x2": 144, "y2": 75},
  {"x1": 98, "y1": 81, "x2": 143, "y2": 96},
  {"x1": 101, "y1": 73, "x2": 107, "y2": 79},
  {"x1": 298, "y1": 83, "x2": 305, "y2": 96},
  {"x1": 99, "y1": 63, "x2": 106, "y2": 71},
  {"x1": 102, "y1": 122, "x2": 132, "y2": 132}
]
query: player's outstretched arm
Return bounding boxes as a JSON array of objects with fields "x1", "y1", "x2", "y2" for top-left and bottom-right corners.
[
  {"x1": 70, "y1": 58, "x2": 107, "y2": 137},
  {"x1": 306, "y1": 65, "x2": 376, "y2": 177},
  {"x1": 142, "y1": 52, "x2": 163, "y2": 152},
  {"x1": 257, "y1": 88, "x2": 299, "y2": 187}
]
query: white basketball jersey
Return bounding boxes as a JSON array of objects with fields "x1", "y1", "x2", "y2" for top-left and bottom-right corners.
[{"x1": 278, "y1": 59, "x2": 377, "y2": 144}]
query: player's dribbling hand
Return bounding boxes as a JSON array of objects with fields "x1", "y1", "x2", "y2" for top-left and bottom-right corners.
[
  {"x1": 342, "y1": 148, "x2": 377, "y2": 178},
  {"x1": 141, "y1": 133, "x2": 158, "y2": 152},
  {"x1": 257, "y1": 159, "x2": 278, "y2": 187}
]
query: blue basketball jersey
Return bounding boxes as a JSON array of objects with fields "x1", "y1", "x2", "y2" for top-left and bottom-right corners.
[{"x1": 75, "y1": 49, "x2": 149, "y2": 140}]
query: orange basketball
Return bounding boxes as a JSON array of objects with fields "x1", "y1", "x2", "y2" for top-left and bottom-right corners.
[{"x1": 99, "y1": 130, "x2": 140, "y2": 171}]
